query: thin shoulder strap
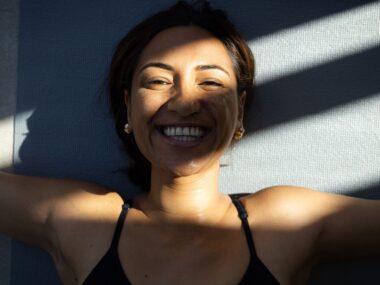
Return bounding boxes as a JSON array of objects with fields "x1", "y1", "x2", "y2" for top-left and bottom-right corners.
[
  {"x1": 110, "y1": 198, "x2": 133, "y2": 249},
  {"x1": 232, "y1": 198, "x2": 281, "y2": 284},
  {"x1": 232, "y1": 198, "x2": 257, "y2": 258}
]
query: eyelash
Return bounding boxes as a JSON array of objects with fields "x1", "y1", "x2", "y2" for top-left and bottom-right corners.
[
  {"x1": 143, "y1": 79, "x2": 224, "y2": 89},
  {"x1": 201, "y1": 80, "x2": 223, "y2": 87},
  {"x1": 147, "y1": 79, "x2": 170, "y2": 85}
]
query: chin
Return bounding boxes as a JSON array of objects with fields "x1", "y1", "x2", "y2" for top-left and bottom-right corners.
[
  {"x1": 156, "y1": 157, "x2": 218, "y2": 178},
  {"x1": 169, "y1": 162, "x2": 203, "y2": 177}
]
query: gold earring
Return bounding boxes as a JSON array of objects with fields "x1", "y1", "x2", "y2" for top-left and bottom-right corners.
[
  {"x1": 234, "y1": 127, "x2": 245, "y2": 140},
  {"x1": 124, "y1": 123, "x2": 132, "y2": 134}
]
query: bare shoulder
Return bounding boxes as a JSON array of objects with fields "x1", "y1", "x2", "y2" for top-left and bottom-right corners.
[
  {"x1": 236, "y1": 185, "x2": 380, "y2": 281},
  {"x1": 240, "y1": 185, "x2": 329, "y2": 222},
  {"x1": 0, "y1": 173, "x2": 127, "y2": 283},
  {"x1": 49, "y1": 178, "x2": 124, "y2": 214},
  {"x1": 238, "y1": 185, "x2": 344, "y2": 241},
  {"x1": 240, "y1": 185, "x2": 365, "y2": 225},
  {"x1": 47, "y1": 179, "x2": 126, "y2": 282},
  {"x1": 236, "y1": 186, "x2": 327, "y2": 283},
  {"x1": 48, "y1": 178, "x2": 125, "y2": 236},
  {"x1": 242, "y1": 184, "x2": 319, "y2": 202},
  {"x1": 25, "y1": 176, "x2": 126, "y2": 227},
  {"x1": 0, "y1": 171, "x2": 125, "y2": 245},
  {"x1": 42, "y1": 178, "x2": 124, "y2": 241}
]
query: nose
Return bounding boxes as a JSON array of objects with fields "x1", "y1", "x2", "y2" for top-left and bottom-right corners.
[{"x1": 167, "y1": 83, "x2": 201, "y2": 116}]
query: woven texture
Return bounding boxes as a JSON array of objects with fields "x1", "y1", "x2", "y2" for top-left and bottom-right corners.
[{"x1": 8, "y1": 0, "x2": 380, "y2": 284}]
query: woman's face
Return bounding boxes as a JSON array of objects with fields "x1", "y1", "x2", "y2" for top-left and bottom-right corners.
[{"x1": 126, "y1": 25, "x2": 245, "y2": 177}]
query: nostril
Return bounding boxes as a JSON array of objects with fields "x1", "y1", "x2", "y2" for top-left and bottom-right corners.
[{"x1": 167, "y1": 99, "x2": 201, "y2": 116}]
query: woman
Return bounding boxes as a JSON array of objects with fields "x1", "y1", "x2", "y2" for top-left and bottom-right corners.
[{"x1": 0, "y1": 1, "x2": 379, "y2": 284}]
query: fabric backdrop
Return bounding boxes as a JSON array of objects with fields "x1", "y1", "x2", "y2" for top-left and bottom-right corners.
[{"x1": 0, "y1": 0, "x2": 379, "y2": 284}]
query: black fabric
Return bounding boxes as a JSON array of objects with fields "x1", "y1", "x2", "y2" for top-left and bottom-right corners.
[
  {"x1": 232, "y1": 199, "x2": 280, "y2": 284},
  {"x1": 82, "y1": 201, "x2": 132, "y2": 285},
  {"x1": 82, "y1": 198, "x2": 280, "y2": 284}
]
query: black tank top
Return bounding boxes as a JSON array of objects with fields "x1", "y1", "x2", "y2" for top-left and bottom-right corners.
[{"x1": 82, "y1": 197, "x2": 280, "y2": 285}]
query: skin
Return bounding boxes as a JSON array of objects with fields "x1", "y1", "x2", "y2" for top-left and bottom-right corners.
[
  {"x1": 0, "y1": 25, "x2": 379, "y2": 285},
  {"x1": 126, "y1": 26, "x2": 244, "y2": 222}
]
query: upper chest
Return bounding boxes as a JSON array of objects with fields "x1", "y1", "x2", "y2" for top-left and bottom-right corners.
[
  {"x1": 118, "y1": 217, "x2": 251, "y2": 285},
  {"x1": 53, "y1": 198, "x2": 312, "y2": 285},
  {"x1": 56, "y1": 204, "x2": 252, "y2": 284}
]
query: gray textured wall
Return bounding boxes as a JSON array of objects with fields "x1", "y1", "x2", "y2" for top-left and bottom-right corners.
[
  {"x1": 0, "y1": 0, "x2": 18, "y2": 284},
  {"x1": 0, "y1": 0, "x2": 379, "y2": 284}
]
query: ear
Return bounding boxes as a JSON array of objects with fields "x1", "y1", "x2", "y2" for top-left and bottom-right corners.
[
  {"x1": 237, "y1": 91, "x2": 246, "y2": 128},
  {"x1": 124, "y1": 90, "x2": 132, "y2": 126}
]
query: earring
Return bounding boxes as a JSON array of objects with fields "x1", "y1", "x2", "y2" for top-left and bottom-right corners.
[
  {"x1": 234, "y1": 127, "x2": 245, "y2": 140},
  {"x1": 123, "y1": 123, "x2": 132, "y2": 134}
]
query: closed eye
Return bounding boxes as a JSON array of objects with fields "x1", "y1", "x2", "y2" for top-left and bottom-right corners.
[
  {"x1": 143, "y1": 78, "x2": 172, "y2": 89},
  {"x1": 199, "y1": 80, "x2": 224, "y2": 89},
  {"x1": 148, "y1": 79, "x2": 170, "y2": 85},
  {"x1": 202, "y1": 81, "x2": 222, "y2": 86}
]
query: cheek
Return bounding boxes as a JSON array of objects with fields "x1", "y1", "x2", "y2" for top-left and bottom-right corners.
[
  {"x1": 130, "y1": 92, "x2": 164, "y2": 122},
  {"x1": 223, "y1": 95, "x2": 238, "y2": 118},
  {"x1": 129, "y1": 92, "x2": 168, "y2": 155},
  {"x1": 208, "y1": 92, "x2": 239, "y2": 149},
  {"x1": 213, "y1": 93, "x2": 239, "y2": 127}
]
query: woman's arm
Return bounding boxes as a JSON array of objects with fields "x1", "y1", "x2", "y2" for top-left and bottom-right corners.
[
  {"x1": 243, "y1": 186, "x2": 380, "y2": 283},
  {"x1": 253, "y1": 186, "x2": 380, "y2": 262},
  {"x1": 313, "y1": 190, "x2": 380, "y2": 261},
  {"x1": 0, "y1": 171, "x2": 110, "y2": 253}
]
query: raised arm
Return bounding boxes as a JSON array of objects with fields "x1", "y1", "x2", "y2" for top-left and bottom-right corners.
[
  {"x1": 0, "y1": 171, "x2": 111, "y2": 252},
  {"x1": 312, "y1": 189, "x2": 380, "y2": 261},
  {"x1": 251, "y1": 186, "x2": 380, "y2": 262},
  {"x1": 243, "y1": 186, "x2": 380, "y2": 283}
]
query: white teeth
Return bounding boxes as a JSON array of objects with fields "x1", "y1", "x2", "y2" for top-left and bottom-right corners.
[
  {"x1": 162, "y1": 126, "x2": 205, "y2": 138},
  {"x1": 168, "y1": 127, "x2": 175, "y2": 136}
]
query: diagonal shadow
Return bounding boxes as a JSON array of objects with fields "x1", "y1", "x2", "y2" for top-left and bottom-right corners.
[
  {"x1": 212, "y1": 0, "x2": 378, "y2": 39},
  {"x1": 346, "y1": 182, "x2": 380, "y2": 199},
  {"x1": 4, "y1": 1, "x2": 380, "y2": 285},
  {"x1": 246, "y1": 45, "x2": 380, "y2": 132},
  {"x1": 1, "y1": 0, "x2": 379, "y2": 121}
]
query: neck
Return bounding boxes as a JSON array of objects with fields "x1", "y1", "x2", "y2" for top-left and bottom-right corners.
[{"x1": 137, "y1": 163, "x2": 230, "y2": 224}]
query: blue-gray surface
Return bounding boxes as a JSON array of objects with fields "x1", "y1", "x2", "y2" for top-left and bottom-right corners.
[{"x1": 6, "y1": 0, "x2": 380, "y2": 284}]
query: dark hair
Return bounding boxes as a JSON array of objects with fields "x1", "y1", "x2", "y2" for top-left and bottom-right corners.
[{"x1": 108, "y1": 1, "x2": 255, "y2": 191}]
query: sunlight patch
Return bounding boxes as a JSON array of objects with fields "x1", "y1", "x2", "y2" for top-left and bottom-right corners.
[{"x1": 250, "y1": 2, "x2": 380, "y2": 84}]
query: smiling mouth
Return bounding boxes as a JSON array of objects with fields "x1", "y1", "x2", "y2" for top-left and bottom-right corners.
[{"x1": 157, "y1": 126, "x2": 209, "y2": 142}]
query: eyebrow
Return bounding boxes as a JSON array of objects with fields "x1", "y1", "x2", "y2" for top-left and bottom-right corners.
[
  {"x1": 139, "y1": 62, "x2": 174, "y2": 73},
  {"x1": 138, "y1": 62, "x2": 230, "y2": 77},
  {"x1": 195, "y1": 64, "x2": 230, "y2": 77}
]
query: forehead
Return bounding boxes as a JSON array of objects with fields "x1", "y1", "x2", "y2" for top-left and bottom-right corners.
[{"x1": 136, "y1": 25, "x2": 235, "y2": 72}]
